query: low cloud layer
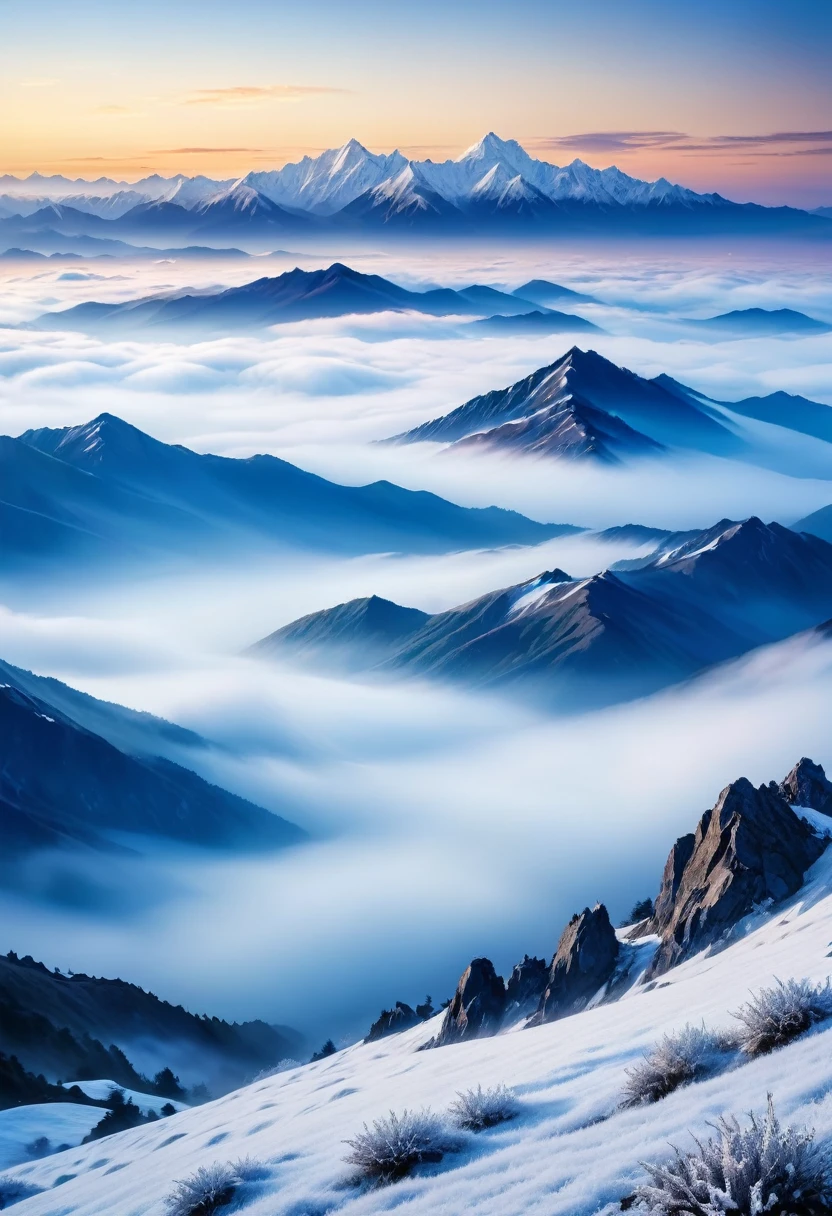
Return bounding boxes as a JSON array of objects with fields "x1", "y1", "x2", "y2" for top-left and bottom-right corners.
[{"x1": 0, "y1": 245, "x2": 830, "y2": 1043}]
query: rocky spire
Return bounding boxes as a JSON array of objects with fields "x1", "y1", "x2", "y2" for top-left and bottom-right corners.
[
  {"x1": 648, "y1": 777, "x2": 826, "y2": 976},
  {"x1": 532, "y1": 904, "x2": 619, "y2": 1024},
  {"x1": 779, "y1": 757, "x2": 832, "y2": 816},
  {"x1": 433, "y1": 958, "x2": 506, "y2": 1046},
  {"x1": 504, "y1": 955, "x2": 548, "y2": 1023},
  {"x1": 364, "y1": 1001, "x2": 420, "y2": 1043}
]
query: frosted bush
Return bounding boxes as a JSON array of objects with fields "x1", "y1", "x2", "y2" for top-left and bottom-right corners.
[
  {"x1": 449, "y1": 1083, "x2": 520, "y2": 1130},
  {"x1": 165, "y1": 1157, "x2": 268, "y2": 1215},
  {"x1": 621, "y1": 1024, "x2": 734, "y2": 1107},
  {"x1": 733, "y1": 978, "x2": 832, "y2": 1056},
  {"x1": 630, "y1": 1095, "x2": 832, "y2": 1215},
  {"x1": 344, "y1": 1108, "x2": 458, "y2": 1185},
  {"x1": 0, "y1": 1175, "x2": 44, "y2": 1207}
]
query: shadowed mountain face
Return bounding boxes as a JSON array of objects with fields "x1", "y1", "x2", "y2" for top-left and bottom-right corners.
[
  {"x1": 0, "y1": 951, "x2": 303, "y2": 1095},
  {"x1": 252, "y1": 518, "x2": 832, "y2": 708},
  {"x1": 249, "y1": 596, "x2": 431, "y2": 672},
  {"x1": 4, "y1": 413, "x2": 573, "y2": 580},
  {"x1": 389, "y1": 347, "x2": 740, "y2": 458},
  {"x1": 0, "y1": 657, "x2": 304, "y2": 855},
  {"x1": 687, "y1": 307, "x2": 832, "y2": 338},
  {"x1": 653, "y1": 375, "x2": 832, "y2": 448},
  {"x1": 512, "y1": 279, "x2": 601, "y2": 307},
  {"x1": 35, "y1": 263, "x2": 577, "y2": 335},
  {"x1": 450, "y1": 392, "x2": 663, "y2": 462},
  {"x1": 470, "y1": 310, "x2": 604, "y2": 336}
]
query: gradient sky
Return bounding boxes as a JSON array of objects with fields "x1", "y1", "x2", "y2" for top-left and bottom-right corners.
[{"x1": 2, "y1": 0, "x2": 831, "y2": 206}]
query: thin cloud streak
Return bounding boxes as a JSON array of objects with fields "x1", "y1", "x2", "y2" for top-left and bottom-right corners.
[
  {"x1": 532, "y1": 129, "x2": 832, "y2": 159},
  {"x1": 181, "y1": 84, "x2": 351, "y2": 108}
]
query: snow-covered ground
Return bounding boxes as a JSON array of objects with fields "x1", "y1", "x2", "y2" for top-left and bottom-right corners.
[
  {"x1": 0, "y1": 1104, "x2": 102, "y2": 1171},
  {"x1": 0, "y1": 1084, "x2": 188, "y2": 1172},
  {"x1": 61, "y1": 1081, "x2": 189, "y2": 1116},
  {"x1": 6, "y1": 827, "x2": 832, "y2": 1214}
]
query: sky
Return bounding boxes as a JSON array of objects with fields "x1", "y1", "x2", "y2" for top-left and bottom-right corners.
[{"x1": 2, "y1": 0, "x2": 831, "y2": 206}]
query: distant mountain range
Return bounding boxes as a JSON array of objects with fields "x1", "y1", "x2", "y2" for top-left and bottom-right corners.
[
  {"x1": 0, "y1": 655, "x2": 303, "y2": 856},
  {"x1": 37, "y1": 263, "x2": 598, "y2": 335},
  {"x1": 687, "y1": 308, "x2": 832, "y2": 338},
  {"x1": 387, "y1": 345, "x2": 832, "y2": 463},
  {"x1": 251, "y1": 517, "x2": 832, "y2": 708},
  {"x1": 2, "y1": 135, "x2": 830, "y2": 249},
  {"x1": 0, "y1": 412, "x2": 571, "y2": 581}
]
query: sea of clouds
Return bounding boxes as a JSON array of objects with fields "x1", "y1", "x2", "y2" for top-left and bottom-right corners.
[{"x1": 0, "y1": 243, "x2": 831, "y2": 1041}]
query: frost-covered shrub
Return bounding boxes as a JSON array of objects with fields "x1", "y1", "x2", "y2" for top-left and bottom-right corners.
[
  {"x1": 630, "y1": 1095, "x2": 832, "y2": 1215},
  {"x1": 344, "y1": 1108, "x2": 458, "y2": 1185},
  {"x1": 448, "y1": 1084, "x2": 519, "y2": 1130},
  {"x1": 228, "y1": 1157, "x2": 270, "y2": 1183},
  {"x1": 621, "y1": 1024, "x2": 734, "y2": 1107},
  {"x1": 0, "y1": 1175, "x2": 44, "y2": 1208},
  {"x1": 733, "y1": 978, "x2": 832, "y2": 1057},
  {"x1": 165, "y1": 1157, "x2": 268, "y2": 1216}
]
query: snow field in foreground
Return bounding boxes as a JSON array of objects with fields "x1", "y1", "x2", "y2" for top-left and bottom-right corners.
[{"x1": 8, "y1": 845, "x2": 832, "y2": 1215}]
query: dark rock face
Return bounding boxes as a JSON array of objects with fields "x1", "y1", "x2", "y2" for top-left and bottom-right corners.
[
  {"x1": 648, "y1": 777, "x2": 826, "y2": 976},
  {"x1": 535, "y1": 905, "x2": 619, "y2": 1024},
  {"x1": 434, "y1": 958, "x2": 506, "y2": 1046},
  {"x1": 365, "y1": 1001, "x2": 420, "y2": 1043},
  {"x1": 779, "y1": 757, "x2": 832, "y2": 817},
  {"x1": 504, "y1": 955, "x2": 548, "y2": 1022},
  {"x1": 650, "y1": 832, "x2": 696, "y2": 931}
]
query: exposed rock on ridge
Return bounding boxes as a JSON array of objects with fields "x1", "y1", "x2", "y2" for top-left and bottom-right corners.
[
  {"x1": 432, "y1": 959, "x2": 506, "y2": 1047},
  {"x1": 365, "y1": 1002, "x2": 421, "y2": 1043},
  {"x1": 533, "y1": 904, "x2": 619, "y2": 1024},
  {"x1": 778, "y1": 757, "x2": 832, "y2": 817},
  {"x1": 647, "y1": 777, "x2": 826, "y2": 976}
]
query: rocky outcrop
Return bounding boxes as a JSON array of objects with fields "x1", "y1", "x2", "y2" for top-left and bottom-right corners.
[
  {"x1": 504, "y1": 955, "x2": 548, "y2": 1022},
  {"x1": 533, "y1": 904, "x2": 619, "y2": 1024},
  {"x1": 778, "y1": 757, "x2": 832, "y2": 816},
  {"x1": 648, "y1": 777, "x2": 826, "y2": 976},
  {"x1": 650, "y1": 832, "x2": 696, "y2": 931},
  {"x1": 365, "y1": 1001, "x2": 420, "y2": 1043},
  {"x1": 433, "y1": 958, "x2": 506, "y2": 1047}
]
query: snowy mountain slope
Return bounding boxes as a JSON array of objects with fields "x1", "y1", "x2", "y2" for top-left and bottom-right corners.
[
  {"x1": 253, "y1": 517, "x2": 832, "y2": 706},
  {"x1": 0, "y1": 1104, "x2": 103, "y2": 1170},
  {"x1": 241, "y1": 139, "x2": 408, "y2": 215},
  {"x1": 389, "y1": 347, "x2": 740, "y2": 457},
  {"x1": 9, "y1": 810, "x2": 832, "y2": 1216},
  {"x1": 59, "y1": 1082, "x2": 188, "y2": 1115}
]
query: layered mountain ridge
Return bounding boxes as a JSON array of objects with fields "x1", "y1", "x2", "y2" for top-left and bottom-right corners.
[
  {"x1": 253, "y1": 516, "x2": 832, "y2": 707},
  {"x1": 2, "y1": 135, "x2": 829, "y2": 245},
  {"x1": 0, "y1": 411, "x2": 571, "y2": 580}
]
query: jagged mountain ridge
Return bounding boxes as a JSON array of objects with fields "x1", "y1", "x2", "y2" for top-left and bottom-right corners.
[
  {"x1": 36, "y1": 263, "x2": 585, "y2": 334},
  {"x1": 389, "y1": 346, "x2": 740, "y2": 457},
  {"x1": 2, "y1": 135, "x2": 830, "y2": 242},
  {"x1": 252, "y1": 517, "x2": 832, "y2": 706},
  {"x1": 2, "y1": 412, "x2": 571, "y2": 578}
]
